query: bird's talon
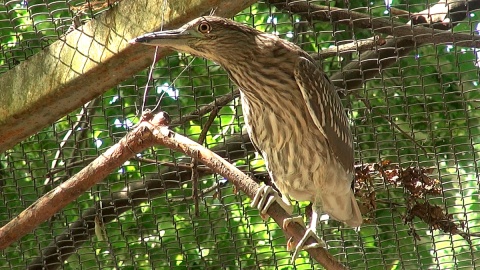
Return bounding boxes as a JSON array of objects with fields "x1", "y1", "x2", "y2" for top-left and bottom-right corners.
[
  {"x1": 260, "y1": 213, "x2": 269, "y2": 221},
  {"x1": 283, "y1": 215, "x2": 305, "y2": 230},
  {"x1": 290, "y1": 228, "x2": 325, "y2": 262},
  {"x1": 286, "y1": 237, "x2": 294, "y2": 251},
  {"x1": 251, "y1": 186, "x2": 293, "y2": 220},
  {"x1": 303, "y1": 242, "x2": 324, "y2": 250}
]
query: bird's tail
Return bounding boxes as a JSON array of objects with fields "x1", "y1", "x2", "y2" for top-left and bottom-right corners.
[{"x1": 322, "y1": 190, "x2": 363, "y2": 227}]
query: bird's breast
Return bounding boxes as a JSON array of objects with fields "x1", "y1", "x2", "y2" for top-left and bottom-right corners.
[{"x1": 240, "y1": 91, "x2": 352, "y2": 202}]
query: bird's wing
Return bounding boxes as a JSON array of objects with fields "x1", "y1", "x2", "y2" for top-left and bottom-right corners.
[{"x1": 294, "y1": 57, "x2": 354, "y2": 172}]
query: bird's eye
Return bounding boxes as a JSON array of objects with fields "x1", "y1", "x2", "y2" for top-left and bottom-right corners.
[{"x1": 197, "y1": 22, "x2": 212, "y2": 33}]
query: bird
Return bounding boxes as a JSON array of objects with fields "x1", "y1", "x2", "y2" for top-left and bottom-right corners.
[{"x1": 130, "y1": 16, "x2": 363, "y2": 260}]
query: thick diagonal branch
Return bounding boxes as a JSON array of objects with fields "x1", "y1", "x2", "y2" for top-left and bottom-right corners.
[{"x1": 22, "y1": 111, "x2": 343, "y2": 269}]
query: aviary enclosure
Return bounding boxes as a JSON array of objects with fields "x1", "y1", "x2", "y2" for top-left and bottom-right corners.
[{"x1": 0, "y1": 0, "x2": 479, "y2": 269}]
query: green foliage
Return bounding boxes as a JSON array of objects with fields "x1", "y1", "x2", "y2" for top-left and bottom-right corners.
[{"x1": 1, "y1": 0, "x2": 480, "y2": 269}]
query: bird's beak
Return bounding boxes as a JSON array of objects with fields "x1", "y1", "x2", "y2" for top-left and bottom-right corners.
[{"x1": 129, "y1": 29, "x2": 191, "y2": 47}]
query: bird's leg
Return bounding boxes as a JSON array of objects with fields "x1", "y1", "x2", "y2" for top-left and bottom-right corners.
[
  {"x1": 283, "y1": 206, "x2": 325, "y2": 261},
  {"x1": 250, "y1": 185, "x2": 293, "y2": 220}
]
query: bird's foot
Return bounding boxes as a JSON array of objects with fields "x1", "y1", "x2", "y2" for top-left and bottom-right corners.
[
  {"x1": 250, "y1": 185, "x2": 293, "y2": 220},
  {"x1": 283, "y1": 216, "x2": 325, "y2": 261}
]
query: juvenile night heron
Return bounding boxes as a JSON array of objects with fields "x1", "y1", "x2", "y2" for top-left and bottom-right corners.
[{"x1": 131, "y1": 16, "x2": 362, "y2": 259}]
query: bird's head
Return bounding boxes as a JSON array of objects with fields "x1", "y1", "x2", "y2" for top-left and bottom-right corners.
[{"x1": 130, "y1": 16, "x2": 272, "y2": 65}]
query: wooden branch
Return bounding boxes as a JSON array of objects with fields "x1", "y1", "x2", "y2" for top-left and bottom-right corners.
[
  {"x1": 0, "y1": 113, "x2": 160, "y2": 249},
  {"x1": 145, "y1": 112, "x2": 348, "y2": 270},
  {"x1": 28, "y1": 133, "x2": 254, "y2": 270},
  {"x1": 268, "y1": 0, "x2": 480, "y2": 47},
  {"x1": 44, "y1": 93, "x2": 233, "y2": 179},
  {"x1": 310, "y1": 36, "x2": 386, "y2": 60},
  {"x1": 27, "y1": 89, "x2": 245, "y2": 270},
  {"x1": 1, "y1": 111, "x2": 346, "y2": 269}
]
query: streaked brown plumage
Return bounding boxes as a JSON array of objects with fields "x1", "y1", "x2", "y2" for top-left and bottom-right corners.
[{"x1": 132, "y1": 16, "x2": 362, "y2": 256}]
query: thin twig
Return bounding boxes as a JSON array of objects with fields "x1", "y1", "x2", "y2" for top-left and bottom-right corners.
[
  {"x1": 382, "y1": 113, "x2": 429, "y2": 156},
  {"x1": 153, "y1": 57, "x2": 197, "y2": 113},
  {"x1": 44, "y1": 99, "x2": 98, "y2": 187},
  {"x1": 458, "y1": 231, "x2": 480, "y2": 239},
  {"x1": 310, "y1": 36, "x2": 386, "y2": 60},
  {"x1": 197, "y1": 107, "x2": 219, "y2": 144},
  {"x1": 388, "y1": 7, "x2": 411, "y2": 17},
  {"x1": 141, "y1": 0, "x2": 166, "y2": 114},
  {"x1": 169, "y1": 180, "x2": 228, "y2": 202},
  {"x1": 354, "y1": 92, "x2": 430, "y2": 156},
  {"x1": 45, "y1": 157, "x2": 97, "y2": 177},
  {"x1": 170, "y1": 89, "x2": 240, "y2": 127},
  {"x1": 133, "y1": 156, "x2": 214, "y2": 173},
  {"x1": 140, "y1": 46, "x2": 159, "y2": 114},
  {"x1": 191, "y1": 107, "x2": 220, "y2": 217},
  {"x1": 375, "y1": 199, "x2": 403, "y2": 207},
  {"x1": 191, "y1": 150, "x2": 200, "y2": 217}
]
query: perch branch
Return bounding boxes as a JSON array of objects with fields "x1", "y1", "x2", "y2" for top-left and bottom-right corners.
[
  {"x1": 0, "y1": 111, "x2": 345, "y2": 269},
  {"x1": 150, "y1": 112, "x2": 347, "y2": 269},
  {"x1": 27, "y1": 90, "x2": 247, "y2": 270},
  {"x1": 28, "y1": 132, "x2": 254, "y2": 270},
  {"x1": 0, "y1": 112, "x2": 161, "y2": 249}
]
